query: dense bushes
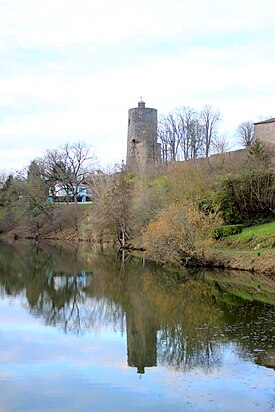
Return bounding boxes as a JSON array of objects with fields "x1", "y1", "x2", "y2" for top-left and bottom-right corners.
[
  {"x1": 143, "y1": 202, "x2": 220, "y2": 267},
  {"x1": 214, "y1": 169, "x2": 274, "y2": 224},
  {"x1": 215, "y1": 140, "x2": 275, "y2": 224},
  {"x1": 212, "y1": 224, "x2": 243, "y2": 240}
]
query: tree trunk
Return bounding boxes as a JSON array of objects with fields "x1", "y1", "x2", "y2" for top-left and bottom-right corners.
[{"x1": 121, "y1": 226, "x2": 125, "y2": 248}]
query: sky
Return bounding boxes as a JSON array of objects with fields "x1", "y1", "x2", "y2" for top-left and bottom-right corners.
[{"x1": 0, "y1": 0, "x2": 275, "y2": 172}]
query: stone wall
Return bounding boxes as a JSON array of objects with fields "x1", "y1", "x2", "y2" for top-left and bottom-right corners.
[
  {"x1": 254, "y1": 120, "x2": 275, "y2": 146},
  {"x1": 126, "y1": 102, "x2": 160, "y2": 172}
]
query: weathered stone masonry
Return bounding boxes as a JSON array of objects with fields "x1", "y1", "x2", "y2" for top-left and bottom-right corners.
[
  {"x1": 126, "y1": 99, "x2": 161, "y2": 172},
  {"x1": 254, "y1": 118, "x2": 275, "y2": 146}
]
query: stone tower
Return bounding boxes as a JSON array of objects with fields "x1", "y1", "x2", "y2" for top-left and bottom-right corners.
[{"x1": 126, "y1": 99, "x2": 160, "y2": 172}]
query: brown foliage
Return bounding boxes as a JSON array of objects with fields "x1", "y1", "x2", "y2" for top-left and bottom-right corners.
[
  {"x1": 90, "y1": 164, "x2": 134, "y2": 246},
  {"x1": 166, "y1": 160, "x2": 214, "y2": 205},
  {"x1": 143, "y1": 202, "x2": 220, "y2": 267}
]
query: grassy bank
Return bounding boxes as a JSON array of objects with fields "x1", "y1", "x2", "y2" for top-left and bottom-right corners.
[
  {"x1": 69, "y1": 219, "x2": 275, "y2": 275},
  {"x1": 203, "y1": 268, "x2": 275, "y2": 306},
  {"x1": 209, "y1": 222, "x2": 275, "y2": 275}
]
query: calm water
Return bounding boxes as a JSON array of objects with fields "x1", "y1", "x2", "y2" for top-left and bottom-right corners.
[{"x1": 0, "y1": 241, "x2": 274, "y2": 412}]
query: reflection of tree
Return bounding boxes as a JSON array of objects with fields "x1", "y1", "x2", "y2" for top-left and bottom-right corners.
[
  {"x1": 30, "y1": 275, "x2": 85, "y2": 334},
  {"x1": 219, "y1": 299, "x2": 275, "y2": 366},
  {"x1": 158, "y1": 326, "x2": 222, "y2": 371},
  {"x1": 0, "y1": 242, "x2": 274, "y2": 373},
  {"x1": 142, "y1": 268, "x2": 223, "y2": 371},
  {"x1": 0, "y1": 241, "x2": 91, "y2": 334}
]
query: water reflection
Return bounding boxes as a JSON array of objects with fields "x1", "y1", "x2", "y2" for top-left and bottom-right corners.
[{"x1": 0, "y1": 240, "x2": 274, "y2": 374}]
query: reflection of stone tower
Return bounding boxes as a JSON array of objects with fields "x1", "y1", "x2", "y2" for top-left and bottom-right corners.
[
  {"x1": 126, "y1": 310, "x2": 157, "y2": 374},
  {"x1": 126, "y1": 99, "x2": 161, "y2": 172}
]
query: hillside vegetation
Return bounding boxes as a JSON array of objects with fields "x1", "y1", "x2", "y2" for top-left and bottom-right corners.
[
  {"x1": 218, "y1": 221, "x2": 275, "y2": 250},
  {"x1": 208, "y1": 222, "x2": 275, "y2": 274},
  {"x1": 0, "y1": 139, "x2": 274, "y2": 274},
  {"x1": 89, "y1": 140, "x2": 274, "y2": 273}
]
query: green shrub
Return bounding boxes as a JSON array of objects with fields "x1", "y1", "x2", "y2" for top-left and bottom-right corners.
[
  {"x1": 212, "y1": 224, "x2": 243, "y2": 240},
  {"x1": 214, "y1": 169, "x2": 275, "y2": 224}
]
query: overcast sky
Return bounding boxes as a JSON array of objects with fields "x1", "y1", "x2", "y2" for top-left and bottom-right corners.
[{"x1": 0, "y1": 0, "x2": 274, "y2": 172}]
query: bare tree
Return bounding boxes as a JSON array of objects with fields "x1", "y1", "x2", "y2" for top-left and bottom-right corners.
[
  {"x1": 236, "y1": 120, "x2": 254, "y2": 147},
  {"x1": 90, "y1": 163, "x2": 134, "y2": 248},
  {"x1": 200, "y1": 105, "x2": 221, "y2": 157},
  {"x1": 159, "y1": 105, "x2": 221, "y2": 162},
  {"x1": 212, "y1": 133, "x2": 231, "y2": 154},
  {"x1": 43, "y1": 141, "x2": 96, "y2": 204},
  {"x1": 159, "y1": 107, "x2": 203, "y2": 162},
  {"x1": 158, "y1": 113, "x2": 181, "y2": 162},
  {"x1": 158, "y1": 115, "x2": 171, "y2": 163},
  {"x1": 176, "y1": 106, "x2": 203, "y2": 160}
]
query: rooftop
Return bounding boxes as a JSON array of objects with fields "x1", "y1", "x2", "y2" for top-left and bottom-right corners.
[{"x1": 254, "y1": 117, "x2": 275, "y2": 125}]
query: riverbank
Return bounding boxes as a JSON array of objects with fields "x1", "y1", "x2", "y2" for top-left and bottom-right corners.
[
  {"x1": 207, "y1": 249, "x2": 275, "y2": 275},
  {"x1": 208, "y1": 222, "x2": 275, "y2": 275},
  {"x1": 0, "y1": 234, "x2": 274, "y2": 306},
  {"x1": 1, "y1": 220, "x2": 274, "y2": 275}
]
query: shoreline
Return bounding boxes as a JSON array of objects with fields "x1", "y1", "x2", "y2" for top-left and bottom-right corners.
[{"x1": 1, "y1": 232, "x2": 274, "y2": 276}]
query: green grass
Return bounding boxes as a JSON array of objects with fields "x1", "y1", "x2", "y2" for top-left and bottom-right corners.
[
  {"x1": 230, "y1": 221, "x2": 275, "y2": 241},
  {"x1": 216, "y1": 221, "x2": 275, "y2": 250},
  {"x1": 53, "y1": 203, "x2": 93, "y2": 210},
  {"x1": 210, "y1": 221, "x2": 275, "y2": 274},
  {"x1": 214, "y1": 247, "x2": 270, "y2": 255}
]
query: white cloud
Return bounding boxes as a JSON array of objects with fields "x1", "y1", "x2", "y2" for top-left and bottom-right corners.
[
  {"x1": 0, "y1": 0, "x2": 275, "y2": 171},
  {"x1": 1, "y1": 0, "x2": 274, "y2": 49}
]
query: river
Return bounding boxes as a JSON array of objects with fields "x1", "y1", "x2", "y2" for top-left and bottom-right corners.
[{"x1": 0, "y1": 240, "x2": 274, "y2": 412}]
